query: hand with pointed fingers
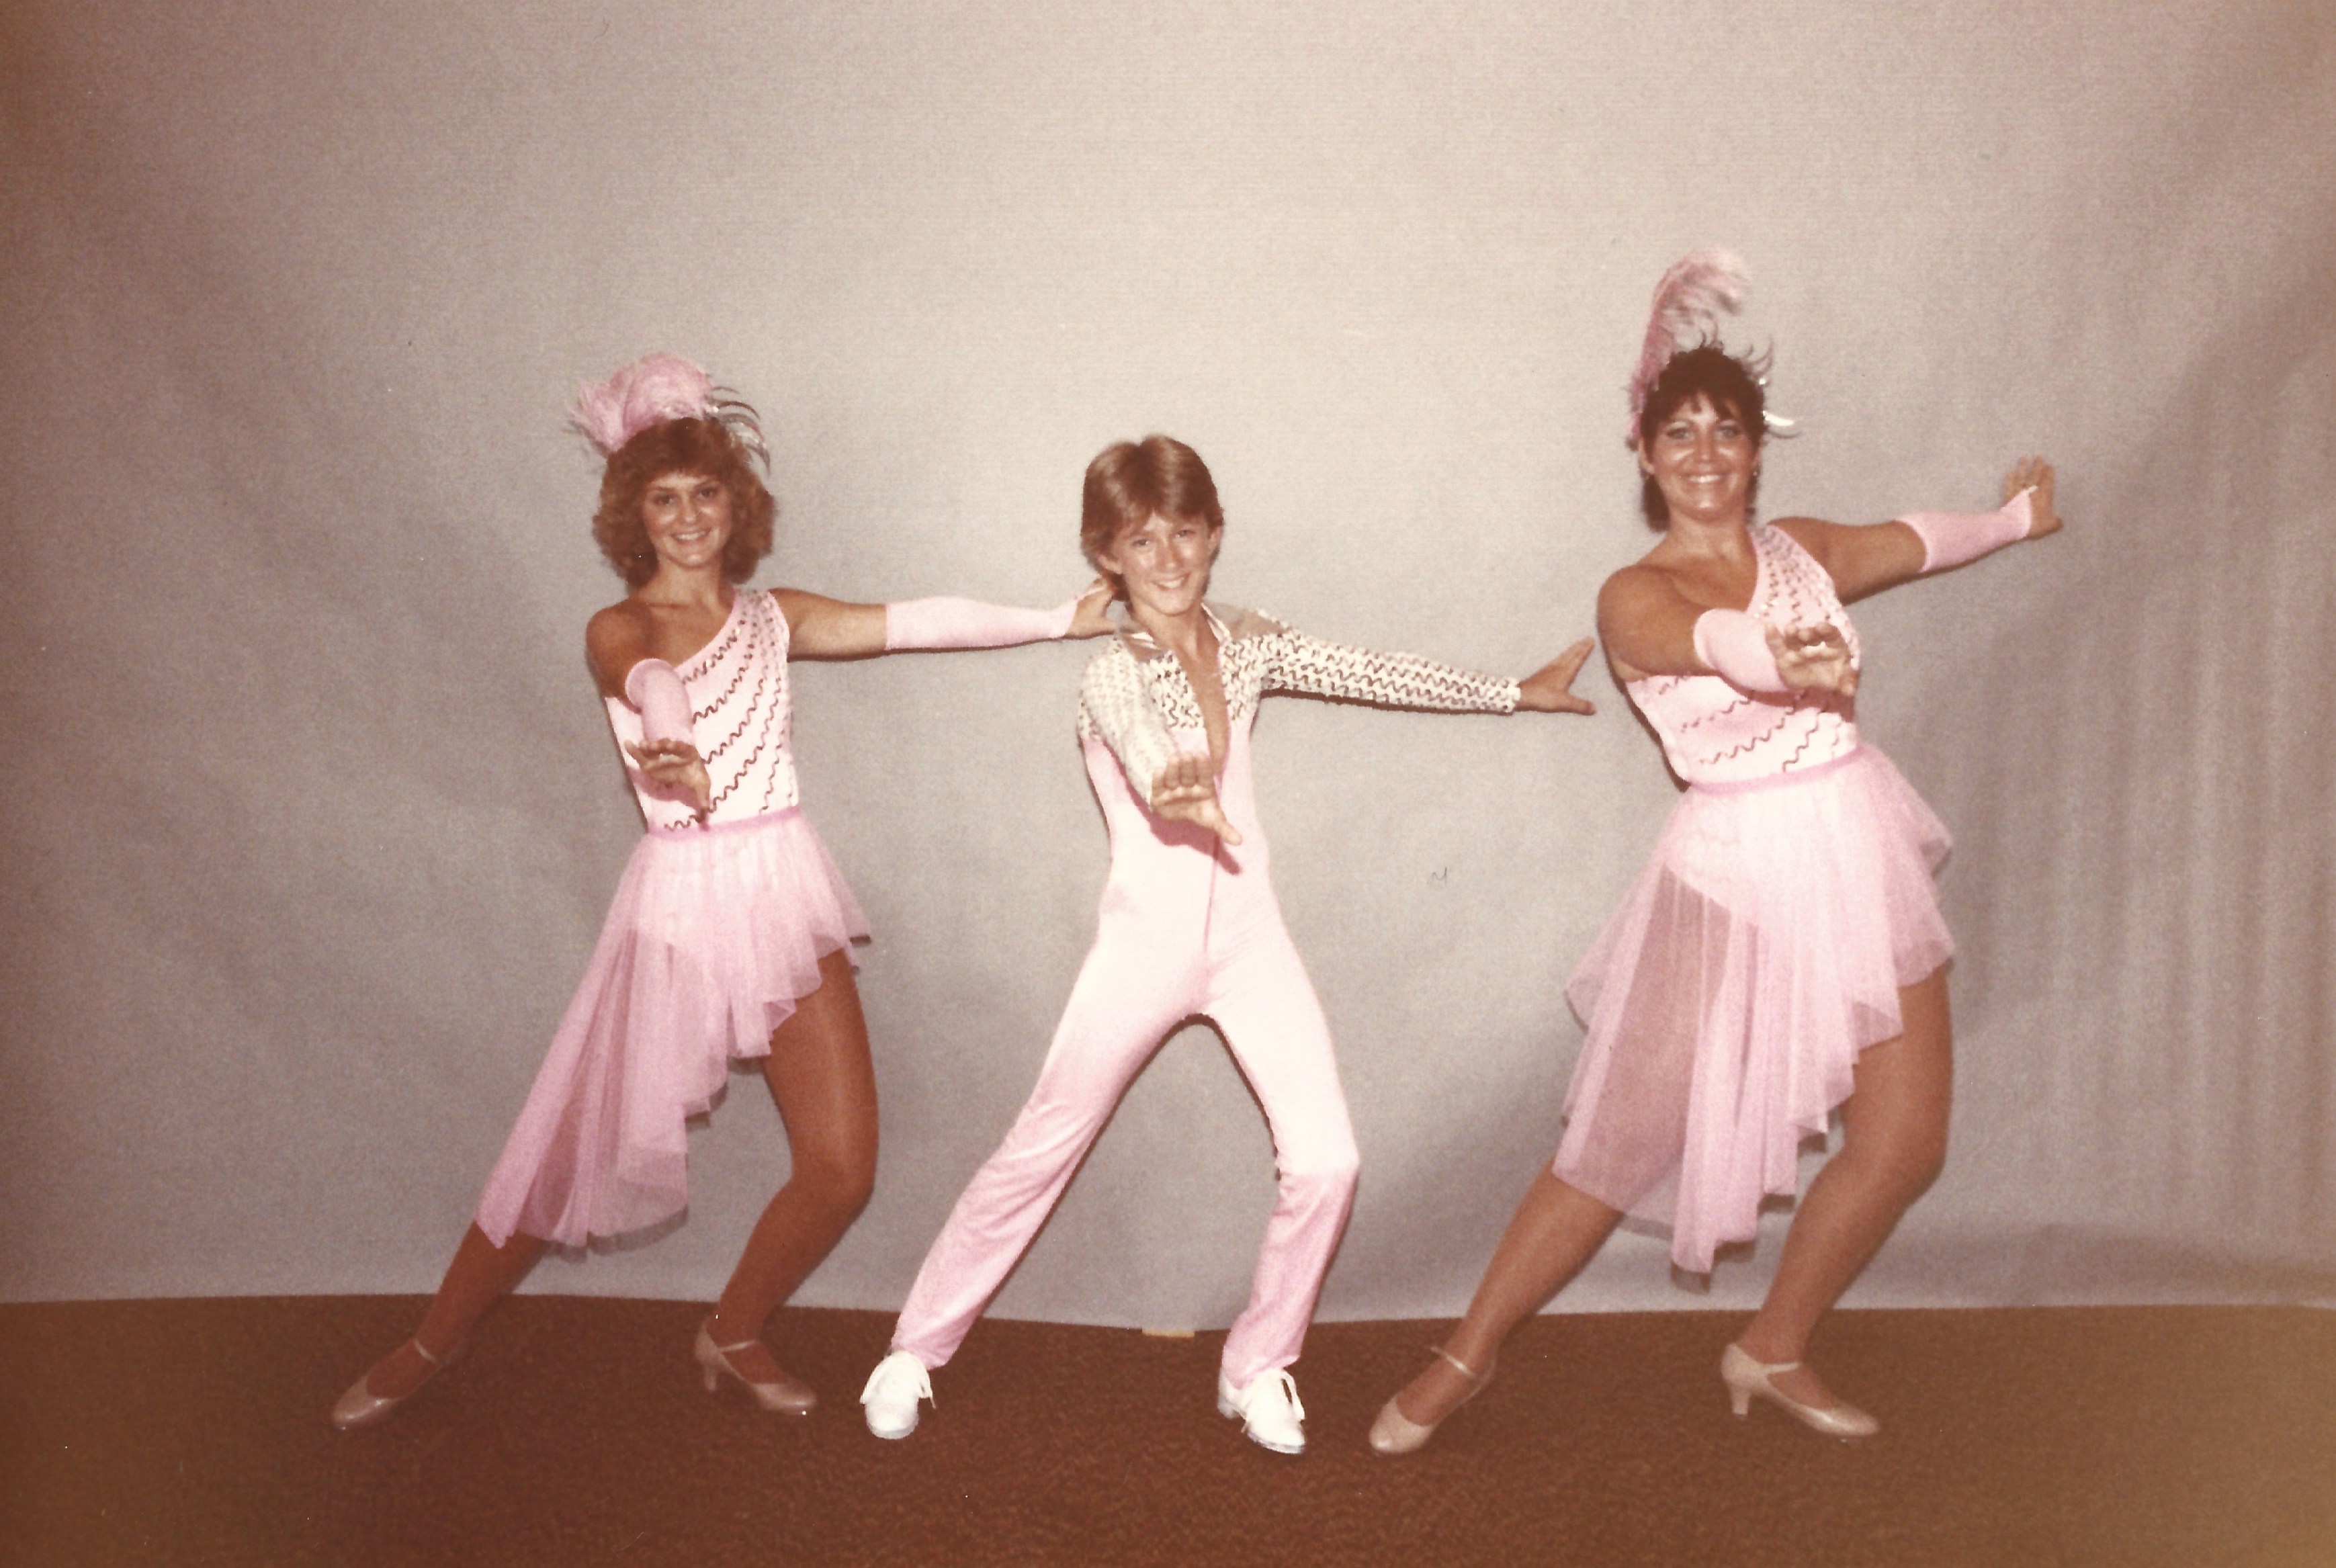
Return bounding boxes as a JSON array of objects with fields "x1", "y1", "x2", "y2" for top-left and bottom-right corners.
[
  {"x1": 1766, "y1": 622, "x2": 1859, "y2": 700},
  {"x1": 1516, "y1": 637, "x2": 1599, "y2": 715},
  {"x1": 1150, "y1": 752, "x2": 1242, "y2": 844},
  {"x1": 625, "y1": 738, "x2": 712, "y2": 814},
  {"x1": 2007, "y1": 456, "x2": 2063, "y2": 539}
]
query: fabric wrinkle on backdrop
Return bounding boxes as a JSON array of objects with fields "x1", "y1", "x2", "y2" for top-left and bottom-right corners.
[{"x1": 0, "y1": 2, "x2": 2328, "y2": 1321}]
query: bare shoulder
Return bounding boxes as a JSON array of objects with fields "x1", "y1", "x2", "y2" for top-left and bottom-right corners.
[
  {"x1": 1596, "y1": 556, "x2": 1713, "y2": 683},
  {"x1": 1598, "y1": 560, "x2": 1690, "y2": 631},
  {"x1": 585, "y1": 599, "x2": 654, "y2": 693}
]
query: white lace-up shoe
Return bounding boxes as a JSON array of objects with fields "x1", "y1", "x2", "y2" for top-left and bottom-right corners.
[
  {"x1": 1216, "y1": 1368, "x2": 1307, "y2": 1454},
  {"x1": 861, "y1": 1350, "x2": 933, "y2": 1440}
]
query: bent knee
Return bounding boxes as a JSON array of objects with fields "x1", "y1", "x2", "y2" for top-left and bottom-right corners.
[
  {"x1": 1903, "y1": 1139, "x2": 1948, "y2": 1198},
  {"x1": 1865, "y1": 1135, "x2": 1947, "y2": 1205},
  {"x1": 791, "y1": 1145, "x2": 877, "y2": 1218}
]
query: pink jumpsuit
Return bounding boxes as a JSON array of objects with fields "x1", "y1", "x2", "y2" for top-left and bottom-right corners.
[{"x1": 889, "y1": 605, "x2": 1520, "y2": 1387}]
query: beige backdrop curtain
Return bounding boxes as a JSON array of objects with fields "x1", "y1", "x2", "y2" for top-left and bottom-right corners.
[{"x1": 2, "y1": 1, "x2": 2329, "y2": 1323}]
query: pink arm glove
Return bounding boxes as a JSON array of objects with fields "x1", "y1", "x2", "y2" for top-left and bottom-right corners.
[
  {"x1": 1901, "y1": 488, "x2": 2033, "y2": 574},
  {"x1": 623, "y1": 658, "x2": 695, "y2": 744},
  {"x1": 883, "y1": 597, "x2": 1078, "y2": 651},
  {"x1": 1692, "y1": 609, "x2": 1789, "y2": 693}
]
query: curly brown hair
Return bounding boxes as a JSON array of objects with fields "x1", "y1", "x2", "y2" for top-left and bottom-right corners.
[{"x1": 591, "y1": 417, "x2": 776, "y2": 586}]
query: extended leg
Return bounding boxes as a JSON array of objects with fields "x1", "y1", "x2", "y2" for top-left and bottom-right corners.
[
  {"x1": 703, "y1": 949, "x2": 878, "y2": 1381},
  {"x1": 888, "y1": 926, "x2": 1191, "y2": 1370},
  {"x1": 1733, "y1": 966, "x2": 1952, "y2": 1408},
  {"x1": 341, "y1": 1222, "x2": 546, "y2": 1411},
  {"x1": 1388, "y1": 1169, "x2": 1622, "y2": 1429}
]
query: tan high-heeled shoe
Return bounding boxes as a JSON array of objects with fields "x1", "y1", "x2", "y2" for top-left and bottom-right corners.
[
  {"x1": 331, "y1": 1335, "x2": 465, "y2": 1431},
  {"x1": 1720, "y1": 1343, "x2": 1879, "y2": 1440},
  {"x1": 694, "y1": 1319, "x2": 817, "y2": 1416},
  {"x1": 1368, "y1": 1346, "x2": 1495, "y2": 1456}
]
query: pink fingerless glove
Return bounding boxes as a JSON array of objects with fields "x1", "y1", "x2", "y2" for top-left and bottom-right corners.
[
  {"x1": 883, "y1": 597, "x2": 1078, "y2": 651},
  {"x1": 1902, "y1": 488, "x2": 2033, "y2": 574},
  {"x1": 1692, "y1": 609, "x2": 1789, "y2": 693},
  {"x1": 623, "y1": 658, "x2": 694, "y2": 743}
]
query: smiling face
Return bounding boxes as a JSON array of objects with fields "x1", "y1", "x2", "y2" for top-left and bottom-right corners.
[
  {"x1": 1097, "y1": 511, "x2": 1221, "y2": 622},
  {"x1": 1638, "y1": 394, "x2": 1761, "y2": 529},
  {"x1": 638, "y1": 470, "x2": 734, "y2": 575}
]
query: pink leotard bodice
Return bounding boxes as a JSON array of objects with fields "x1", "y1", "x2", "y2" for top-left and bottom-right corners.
[
  {"x1": 601, "y1": 589, "x2": 800, "y2": 831},
  {"x1": 1626, "y1": 523, "x2": 1862, "y2": 787}
]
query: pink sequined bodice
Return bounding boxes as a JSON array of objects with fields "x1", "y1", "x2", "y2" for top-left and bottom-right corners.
[
  {"x1": 601, "y1": 589, "x2": 800, "y2": 830},
  {"x1": 1625, "y1": 523, "x2": 1862, "y2": 786}
]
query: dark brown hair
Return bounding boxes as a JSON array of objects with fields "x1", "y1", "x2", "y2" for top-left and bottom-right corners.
[
  {"x1": 1079, "y1": 435, "x2": 1224, "y2": 585},
  {"x1": 591, "y1": 417, "x2": 776, "y2": 586},
  {"x1": 1636, "y1": 344, "x2": 1768, "y2": 528}
]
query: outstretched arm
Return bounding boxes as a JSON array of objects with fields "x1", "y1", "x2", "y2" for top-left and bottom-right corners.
[
  {"x1": 1260, "y1": 625, "x2": 1596, "y2": 716},
  {"x1": 1777, "y1": 457, "x2": 2063, "y2": 603},
  {"x1": 777, "y1": 580, "x2": 1117, "y2": 659}
]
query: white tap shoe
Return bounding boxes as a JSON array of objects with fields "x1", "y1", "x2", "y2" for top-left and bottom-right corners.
[
  {"x1": 1217, "y1": 1367, "x2": 1307, "y2": 1454},
  {"x1": 860, "y1": 1349, "x2": 934, "y2": 1440}
]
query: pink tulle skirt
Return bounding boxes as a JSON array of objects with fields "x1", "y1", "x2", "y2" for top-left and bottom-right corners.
[
  {"x1": 1555, "y1": 746, "x2": 1952, "y2": 1274},
  {"x1": 474, "y1": 808, "x2": 869, "y2": 1249}
]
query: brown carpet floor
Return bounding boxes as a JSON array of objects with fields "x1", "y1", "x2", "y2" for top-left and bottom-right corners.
[{"x1": 2, "y1": 1299, "x2": 2330, "y2": 1566}]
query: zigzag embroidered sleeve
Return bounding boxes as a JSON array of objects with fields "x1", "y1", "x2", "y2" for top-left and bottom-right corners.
[
  {"x1": 1077, "y1": 644, "x2": 1185, "y2": 803},
  {"x1": 1259, "y1": 627, "x2": 1520, "y2": 713}
]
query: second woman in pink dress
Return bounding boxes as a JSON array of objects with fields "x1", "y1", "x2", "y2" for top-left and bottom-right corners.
[{"x1": 1371, "y1": 253, "x2": 2065, "y2": 1452}]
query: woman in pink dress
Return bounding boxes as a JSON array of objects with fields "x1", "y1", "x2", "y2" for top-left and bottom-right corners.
[
  {"x1": 332, "y1": 355, "x2": 1112, "y2": 1428},
  {"x1": 1370, "y1": 253, "x2": 2065, "y2": 1452}
]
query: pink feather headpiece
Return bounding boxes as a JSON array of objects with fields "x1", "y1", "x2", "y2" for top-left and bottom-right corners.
[
  {"x1": 1625, "y1": 247, "x2": 1754, "y2": 444},
  {"x1": 568, "y1": 353, "x2": 769, "y2": 467}
]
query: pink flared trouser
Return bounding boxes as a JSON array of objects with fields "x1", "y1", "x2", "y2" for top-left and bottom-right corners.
[{"x1": 890, "y1": 746, "x2": 1359, "y2": 1387}]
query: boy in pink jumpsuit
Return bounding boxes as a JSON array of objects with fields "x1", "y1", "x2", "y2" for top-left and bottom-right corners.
[{"x1": 863, "y1": 436, "x2": 1594, "y2": 1453}]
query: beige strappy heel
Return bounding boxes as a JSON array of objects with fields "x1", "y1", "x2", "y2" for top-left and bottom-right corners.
[
  {"x1": 1369, "y1": 1346, "x2": 1495, "y2": 1456},
  {"x1": 1720, "y1": 1342, "x2": 1878, "y2": 1440},
  {"x1": 331, "y1": 1335, "x2": 466, "y2": 1431},
  {"x1": 693, "y1": 1319, "x2": 817, "y2": 1416}
]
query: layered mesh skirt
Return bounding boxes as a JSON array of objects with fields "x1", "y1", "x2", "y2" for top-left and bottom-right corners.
[
  {"x1": 475, "y1": 808, "x2": 869, "y2": 1249},
  {"x1": 1555, "y1": 747, "x2": 1952, "y2": 1273}
]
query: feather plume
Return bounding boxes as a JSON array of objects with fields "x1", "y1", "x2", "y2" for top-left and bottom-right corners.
[
  {"x1": 1625, "y1": 248, "x2": 1749, "y2": 439},
  {"x1": 569, "y1": 353, "x2": 721, "y2": 457},
  {"x1": 707, "y1": 392, "x2": 771, "y2": 471}
]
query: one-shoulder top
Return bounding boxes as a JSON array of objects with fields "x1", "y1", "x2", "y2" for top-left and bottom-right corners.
[
  {"x1": 1625, "y1": 523, "x2": 1862, "y2": 787},
  {"x1": 601, "y1": 589, "x2": 800, "y2": 831}
]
